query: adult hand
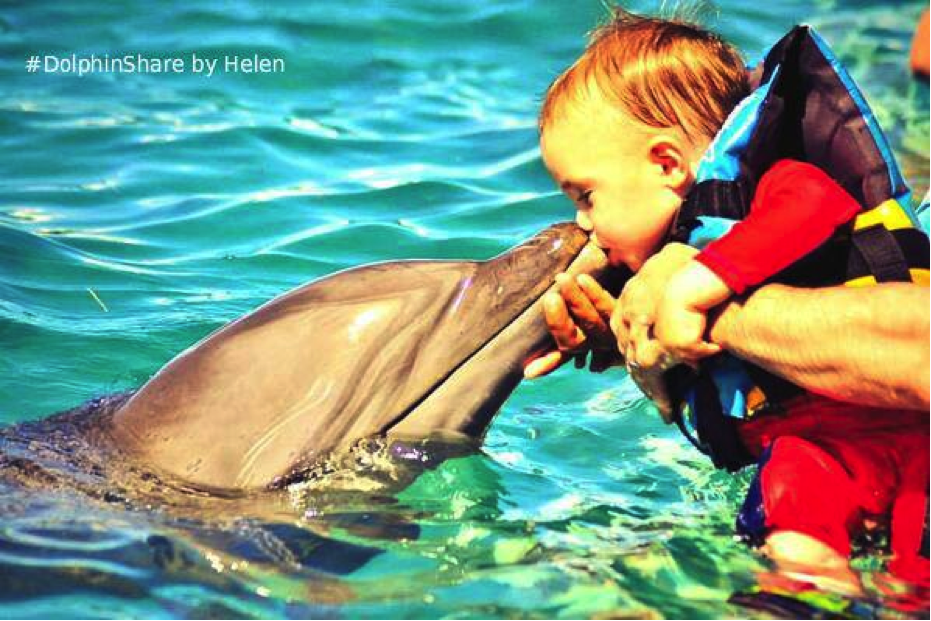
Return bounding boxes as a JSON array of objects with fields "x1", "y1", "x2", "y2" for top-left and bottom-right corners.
[
  {"x1": 523, "y1": 273, "x2": 623, "y2": 378},
  {"x1": 610, "y1": 243, "x2": 699, "y2": 421}
]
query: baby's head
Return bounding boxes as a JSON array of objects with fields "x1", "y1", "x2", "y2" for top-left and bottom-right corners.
[{"x1": 539, "y1": 9, "x2": 749, "y2": 270}]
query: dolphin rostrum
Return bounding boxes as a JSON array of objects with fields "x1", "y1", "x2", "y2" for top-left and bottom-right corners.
[{"x1": 106, "y1": 223, "x2": 613, "y2": 490}]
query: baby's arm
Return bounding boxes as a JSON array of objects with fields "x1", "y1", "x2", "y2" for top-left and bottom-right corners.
[
  {"x1": 654, "y1": 160, "x2": 861, "y2": 365},
  {"x1": 666, "y1": 259, "x2": 732, "y2": 310},
  {"x1": 692, "y1": 160, "x2": 862, "y2": 294}
]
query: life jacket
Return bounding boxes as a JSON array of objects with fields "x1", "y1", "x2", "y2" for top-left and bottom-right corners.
[{"x1": 665, "y1": 25, "x2": 931, "y2": 471}]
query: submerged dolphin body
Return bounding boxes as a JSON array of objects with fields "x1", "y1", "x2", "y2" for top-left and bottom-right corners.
[{"x1": 107, "y1": 223, "x2": 612, "y2": 491}]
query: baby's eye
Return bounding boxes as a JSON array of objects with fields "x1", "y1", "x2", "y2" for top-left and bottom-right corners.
[{"x1": 578, "y1": 190, "x2": 593, "y2": 208}]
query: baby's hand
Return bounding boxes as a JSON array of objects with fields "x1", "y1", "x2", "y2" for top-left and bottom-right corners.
[
  {"x1": 654, "y1": 295, "x2": 719, "y2": 366},
  {"x1": 654, "y1": 261, "x2": 731, "y2": 366}
]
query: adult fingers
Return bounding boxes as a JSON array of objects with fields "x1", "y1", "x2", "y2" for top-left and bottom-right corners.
[
  {"x1": 542, "y1": 291, "x2": 586, "y2": 353},
  {"x1": 618, "y1": 279, "x2": 658, "y2": 336},
  {"x1": 677, "y1": 342, "x2": 723, "y2": 368},
  {"x1": 556, "y1": 274, "x2": 613, "y2": 347},
  {"x1": 625, "y1": 339, "x2": 677, "y2": 421},
  {"x1": 576, "y1": 274, "x2": 616, "y2": 324},
  {"x1": 628, "y1": 320, "x2": 652, "y2": 356},
  {"x1": 609, "y1": 303, "x2": 630, "y2": 353},
  {"x1": 523, "y1": 350, "x2": 566, "y2": 379}
]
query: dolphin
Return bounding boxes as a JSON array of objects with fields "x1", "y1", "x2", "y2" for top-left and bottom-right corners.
[{"x1": 101, "y1": 223, "x2": 613, "y2": 491}]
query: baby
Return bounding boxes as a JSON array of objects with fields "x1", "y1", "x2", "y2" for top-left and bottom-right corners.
[{"x1": 535, "y1": 8, "x2": 929, "y2": 596}]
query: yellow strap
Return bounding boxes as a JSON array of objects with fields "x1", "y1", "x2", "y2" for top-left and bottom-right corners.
[
  {"x1": 845, "y1": 268, "x2": 930, "y2": 288},
  {"x1": 853, "y1": 199, "x2": 915, "y2": 231}
]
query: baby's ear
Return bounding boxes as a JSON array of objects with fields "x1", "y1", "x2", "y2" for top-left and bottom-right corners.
[{"x1": 647, "y1": 136, "x2": 691, "y2": 193}]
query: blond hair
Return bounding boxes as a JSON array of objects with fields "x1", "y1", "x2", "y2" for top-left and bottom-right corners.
[{"x1": 540, "y1": 7, "x2": 749, "y2": 142}]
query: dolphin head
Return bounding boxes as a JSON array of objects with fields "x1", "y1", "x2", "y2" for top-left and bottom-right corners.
[{"x1": 110, "y1": 223, "x2": 615, "y2": 490}]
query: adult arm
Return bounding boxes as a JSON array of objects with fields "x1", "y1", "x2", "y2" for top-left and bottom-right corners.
[
  {"x1": 531, "y1": 243, "x2": 931, "y2": 413},
  {"x1": 708, "y1": 282, "x2": 930, "y2": 410}
]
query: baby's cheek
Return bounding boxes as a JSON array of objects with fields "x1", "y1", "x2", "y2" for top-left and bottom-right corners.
[{"x1": 594, "y1": 232, "x2": 640, "y2": 270}]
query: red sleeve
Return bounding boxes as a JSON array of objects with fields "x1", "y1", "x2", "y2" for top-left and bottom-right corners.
[{"x1": 695, "y1": 159, "x2": 862, "y2": 294}]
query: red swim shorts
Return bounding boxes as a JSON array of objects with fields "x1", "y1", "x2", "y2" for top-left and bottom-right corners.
[{"x1": 735, "y1": 395, "x2": 929, "y2": 584}]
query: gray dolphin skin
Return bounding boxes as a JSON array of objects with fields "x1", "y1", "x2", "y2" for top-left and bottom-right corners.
[{"x1": 109, "y1": 223, "x2": 612, "y2": 491}]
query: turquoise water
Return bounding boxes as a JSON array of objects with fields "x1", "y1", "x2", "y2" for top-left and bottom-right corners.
[{"x1": 0, "y1": 1, "x2": 928, "y2": 618}]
